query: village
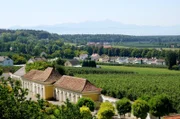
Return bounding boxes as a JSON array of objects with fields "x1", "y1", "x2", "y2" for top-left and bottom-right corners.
[{"x1": 0, "y1": 54, "x2": 176, "y2": 119}]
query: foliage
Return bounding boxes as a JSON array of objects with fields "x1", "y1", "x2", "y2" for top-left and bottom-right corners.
[
  {"x1": 12, "y1": 54, "x2": 27, "y2": 64},
  {"x1": 132, "y1": 99, "x2": 149, "y2": 119},
  {"x1": 58, "y1": 99, "x2": 82, "y2": 119},
  {"x1": 82, "y1": 60, "x2": 97, "y2": 67},
  {"x1": 149, "y1": 94, "x2": 174, "y2": 118},
  {"x1": 65, "y1": 66, "x2": 134, "y2": 75},
  {"x1": 0, "y1": 78, "x2": 91, "y2": 119},
  {"x1": 77, "y1": 97, "x2": 95, "y2": 111},
  {"x1": 56, "y1": 57, "x2": 66, "y2": 66},
  {"x1": 55, "y1": 65, "x2": 66, "y2": 75},
  {"x1": 0, "y1": 66, "x2": 21, "y2": 73},
  {"x1": 25, "y1": 61, "x2": 52, "y2": 72},
  {"x1": 76, "y1": 65, "x2": 180, "y2": 112},
  {"x1": 0, "y1": 68, "x2": 2, "y2": 75},
  {"x1": 80, "y1": 106, "x2": 93, "y2": 119},
  {"x1": 165, "y1": 50, "x2": 177, "y2": 69},
  {"x1": 116, "y1": 98, "x2": 131, "y2": 116},
  {"x1": 0, "y1": 78, "x2": 43, "y2": 119},
  {"x1": 97, "y1": 102, "x2": 115, "y2": 119}
]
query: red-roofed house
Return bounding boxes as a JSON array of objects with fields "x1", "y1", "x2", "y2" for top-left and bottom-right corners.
[
  {"x1": 54, "y1": 75, "x2": 102, "y2": 103},
  {"x1": 22, "y1": 67, "x2": 62, "y2": 99},
  {"x1": 164, "y1": 114, "x2": 180, "y2": 119},
  {"x1": 22, "y1": 68, "x2": 101, "y2": 103}
]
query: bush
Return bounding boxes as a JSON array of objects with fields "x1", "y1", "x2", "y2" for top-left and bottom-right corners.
[
  {"x1": 80, "y1": 106, "x2": 93, "y2": 119},
  {"x1": 0, "y1": 66, "x2": 21, "y2": 73},
  {"x1": 55, "y1": 65, "x2": 66, "y2": 75},
  {"x1": 25, "y1": 61, "x2": 52, "y2": 72},
  {"x1": 82, "y1": 60, "x2": 96, "y2": 68},
  {"x1": 97, "y1": 102, "x2": 115, "y2": 119},
  {"x1": 171, "y1": 65, "x2": 179, "y2": 70},
  {"x1": 132, "y1": 99, "x2": 149, "y2": 119},
  {"x1": 56, "y1": 58, "x2": 65, "y2": 66},
  {"x1": 77, "y1": 97, "x2": 95, "y2": 111},
  {"x1": 116, "y1": 98, "x2": 131, "y2": 116},
  {"x1": 149, "y1": 94, "x2": 174, "y2": 119}
]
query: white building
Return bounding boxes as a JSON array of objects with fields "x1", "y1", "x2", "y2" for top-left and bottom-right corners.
[
  {"x1": 79, "y1": 54, "x2": 88, "y2": 60},
  {"x1": 91, "y1": 54, "x2": 100, "y2": 61},
  {"x1": 116, "y1": 57, "x2": 129, "y2": 64},
  {"x1": 0, "y1": 56, "x2": 13, "y2": 66},
  {"x1": 10, "y1": 66, "x2": 26, "y2": 82},
  {"x1": 54, "y1": 75, "x2": 102, "y2": 103}
]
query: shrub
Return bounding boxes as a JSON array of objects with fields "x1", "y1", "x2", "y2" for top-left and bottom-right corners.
[
  {"x1": 132, "y1": 99, "x2": 149, "y2": 119},
  {"x1": 55, "y1": 65, "x2": 66, "y2": 75},
  {"x1": 116, "y1": 98, "x2": 131, "y2": 116},
  {"x1": 149, "y1": 94, "x2": 174, "y2": 119},
  {"x1": 97, "y1": 102, "x2": 115, "y2": 119},
  {"x1": 77, "y1": 97, "x2": 95, "y2": 111},
  {"x1": 80, "y1": 106, "x2": 93, "y2": 119}
]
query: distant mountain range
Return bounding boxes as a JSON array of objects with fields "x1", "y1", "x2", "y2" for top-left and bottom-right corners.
[{"x1": 10, "y1": 20, "x2": 180, "y2": 35}]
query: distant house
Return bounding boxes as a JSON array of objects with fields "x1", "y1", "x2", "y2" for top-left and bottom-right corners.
[
  {"x1": 146, "y1": 59, "x2": 157, "y2": 65},
  {"x1": 117, "y1": 57, "x2": 129, "y2": 64},
  {"x1": 0, "y1": 56, "x2": 13, "y2": 66},
  {"x1": 10, "y1": 66, "x2": 26, "y2": 81},
  {"x1": 54, "y1": 75, "x2": 102, "y2": 102},
  {"x1": 27, "y1": 57, "x2": 47, "y2": 64},
  {"x1": 87, "y1": 42, "x2": 96, "y2": 46},
  {"x1": 99, "y1": 54, "x2": 109, "y2": 63},
  {"x1": 109, "y1": 57, "x2": 119, "y2": 63},
  {"x1": 134, "y1": 58, "x2": 143, "y2": 64},
  {"x1": 128, "y1": 58, "x2": 135, "y2": 64},
  {"x1": 79, "y1": 54, "x2": 88, "y2": 60},
  {"x1": 91, "y1": 53, "x2": 100, "y2": 61},
  {"x1": 103, "y1": 45, "x2": 112, "y2": 49},
  {"x1": 155, "y1": 59, "x2": 166, "y2": 65},
  {"x1": 64, "y1": 59, "x2": 81, "y2": 67}
]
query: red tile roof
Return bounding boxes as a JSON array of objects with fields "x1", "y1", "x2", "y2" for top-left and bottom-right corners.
[
  {"x1": 164, "y1": 115, "x2": 180, "y2": 119},
  {"x1": 54, "y1": 75, "x2": 102, "y2": 93},
  {"x1": 23, "y1": 67, "x2": 62, "y2": 84}
]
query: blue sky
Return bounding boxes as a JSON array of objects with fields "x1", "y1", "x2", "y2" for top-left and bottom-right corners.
[{"x1": 0, "y1": 0, "x2": 180, "y2": 28}]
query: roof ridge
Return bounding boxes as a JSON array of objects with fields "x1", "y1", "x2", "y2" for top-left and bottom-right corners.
[
  {"x1": 42, "y1": 67, "x2": 53, "y2": 82},
  {"x1": 81, "y1": 79, "x2": 88, "y2": 92}
]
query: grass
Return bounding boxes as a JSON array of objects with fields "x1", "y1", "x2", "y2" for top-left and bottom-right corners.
[
  {"x1": 101, "y1": 65, "x2": 180, "y2": 75},
  {"x1": 64, "y1": 42, "x2": 76, "y2": 46}
]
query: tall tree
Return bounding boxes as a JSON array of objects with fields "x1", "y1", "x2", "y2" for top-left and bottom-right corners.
[{"x1": 165, "y1": 51, "x2": 177, "y2": 69}]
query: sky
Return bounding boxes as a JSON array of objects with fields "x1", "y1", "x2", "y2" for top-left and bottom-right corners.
[{"x1": 0, "y1": 0, "x2": 180, "y2": 28}]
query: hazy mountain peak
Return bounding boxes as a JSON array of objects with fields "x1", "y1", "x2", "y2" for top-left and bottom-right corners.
[{"x1": 10, "y1": 20, "x2": 180, "y2": 35}]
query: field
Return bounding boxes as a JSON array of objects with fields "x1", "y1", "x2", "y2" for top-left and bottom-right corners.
[
  {"x1": 113, "y1": 42, "x2": 163, "y2": 48},
  {"x1": 75, "y1": 65, "x2": 180, "y2": 112}
]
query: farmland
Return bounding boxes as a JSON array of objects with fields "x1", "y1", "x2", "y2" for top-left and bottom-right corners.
[{"x1": 76, "y1": 65, "x2": 180, "y2": 112}]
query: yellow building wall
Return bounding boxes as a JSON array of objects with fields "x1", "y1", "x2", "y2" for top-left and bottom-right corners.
[
  {"x1": 44, "y1": 85, "x2": 54, "y2": 100},
  {"x1": 82, "y1": 93, "x2": 100, "y2": 101}
]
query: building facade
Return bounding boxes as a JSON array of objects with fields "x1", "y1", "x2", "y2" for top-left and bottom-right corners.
[
  {"x1": 0, "y1": 56, "x2": 13, "y2": 66},
  {"x1": 21, "y1": 67, "x2": 101, "y2": 103}
]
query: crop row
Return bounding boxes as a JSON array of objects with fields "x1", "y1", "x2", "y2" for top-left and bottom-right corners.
[{"x1": 76, "y1": 73, "x2": 180, "y2": 113}]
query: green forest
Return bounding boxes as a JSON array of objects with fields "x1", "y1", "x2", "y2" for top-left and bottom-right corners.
[{"x1": 1, "y1": 29, "x2": 180, "y2": 63}]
